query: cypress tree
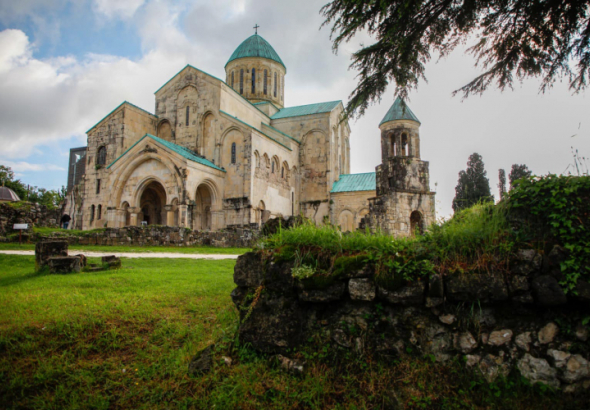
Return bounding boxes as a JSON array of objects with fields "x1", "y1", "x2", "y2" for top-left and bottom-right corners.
[
  {"x1": 509, "y1": 164, "x2": 532, "y2": 189},
  {"x1": 452, "y1": 153, "x2": 493, "y2": 212}
]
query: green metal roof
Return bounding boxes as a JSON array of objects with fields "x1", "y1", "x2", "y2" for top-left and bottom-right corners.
[
  {"x1": 226, "y1": 34, "x2": 286, "y2": 71},
  {"x1": 271, "y1": 100, "x2": 342, "y2": 120},
  {"x1": 107, "y1": 134, "x2": 225, "y2": 172},
  {"x1": 379, "y1": 97, "x2": 420, "y2": 126},
  {"x1": 331, "y1": 172, "x2": 376, "y2": 193}
]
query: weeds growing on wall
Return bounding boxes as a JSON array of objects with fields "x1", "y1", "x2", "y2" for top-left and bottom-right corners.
[
  {"x1": 507, "y1": 174, "x2": 590, "y2": 292},
  {"x1": 259, "y1": 175, "x2": 590, "y2": 289}
]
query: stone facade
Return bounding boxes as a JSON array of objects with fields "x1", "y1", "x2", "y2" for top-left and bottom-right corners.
[
  {"x1": 361, "y1": 101, "x2": 436, "y2": 236},
  {"x1": 67, "y1": 34, "x2": 434, "y2": 235},
  {"x1": 0, "y1": 202, "x2": 60, "y2": 241}
]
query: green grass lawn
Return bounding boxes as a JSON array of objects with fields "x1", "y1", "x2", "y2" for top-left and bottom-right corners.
[
  {"x1": 0, "y1": 255, "x2": 584, "y2": 409},
  {"x1": 0, "y1": 242, "x2": 250, "y2": 255}
]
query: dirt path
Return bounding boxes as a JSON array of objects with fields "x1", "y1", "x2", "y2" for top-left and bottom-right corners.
[{"x1": 0, "y1": 250, "x2": 240, "y2": 260}]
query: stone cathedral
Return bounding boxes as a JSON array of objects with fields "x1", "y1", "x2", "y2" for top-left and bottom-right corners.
[{"x1": 67, "y1": 31, "x2": 435, "y2": 236}]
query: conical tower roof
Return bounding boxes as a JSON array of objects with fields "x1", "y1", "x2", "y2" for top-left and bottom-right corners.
[
  {"x1": 379, "y1": 97, "x2": 420, "y2": 126},
  {"x1": 226, "y1": 34, "x2": 286, "y2": 72}
]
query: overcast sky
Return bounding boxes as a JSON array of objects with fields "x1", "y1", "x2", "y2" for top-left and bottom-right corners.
[{"x1": 0, "y1": 0, "x2": 588, "y2": 218}]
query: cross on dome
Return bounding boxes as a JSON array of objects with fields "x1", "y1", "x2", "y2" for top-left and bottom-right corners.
[{"x1": 253, "y1": 24, "x2": 259, "y2": 35}]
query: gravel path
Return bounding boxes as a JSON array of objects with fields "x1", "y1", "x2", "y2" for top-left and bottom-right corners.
[{"x1": 0, "y1": 250, "x2": 240, "y2": 260}]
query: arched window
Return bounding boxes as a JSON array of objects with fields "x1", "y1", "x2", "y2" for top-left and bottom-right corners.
[
  {"x1": 281, "y1": 75, "x2": 284, "y2": 100},
  {"x1": 231, "y1": 71, "x2": 234, "y2": 88},
  {"x1": 97, "y1": 204, "x2": 102, "y2": 220},
  {"x1": 271, "y1": 161, "x2": 275, "y2": 173},
  {"x1": 401, "y1": 133, "x2": 408, "y2": 156},
  {"x1": 274, "y1": 72, "x2": 277, "y2": 97},
  {"x1": 281, "y1": 166, "x2": 284, "y2": 178},
  {"x1": 186, "y1": 106, "x2": 190, "y2": 126},
  {"x1": 239, "y1": 69, "x2": 244, "y2": 94},
  {"x1": 97, "y1": 146, "x2": 106, "y2": 165},
  {"x1": 251, "y1": 68, "x2": 256, "y2": 93},
  {"x1": 264, "y1": 70, "x2": 268, "y2": 94},
  {"x1": 90, "y1": 205, "x2": 95, "y2": 222},
  {"x1": 254, "y1": 151, "x2": 260, "y2": 168},
  {"x1": 391, "y1": 135, "x2": 397, "y2": 156},
  {"x1": 231, "y1": 142, "x2": 236, "y2": 164}
]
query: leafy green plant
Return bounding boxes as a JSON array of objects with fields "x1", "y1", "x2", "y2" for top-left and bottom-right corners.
[{"x1": 507, "y1": 175, "x2": 590, "y2": 292}]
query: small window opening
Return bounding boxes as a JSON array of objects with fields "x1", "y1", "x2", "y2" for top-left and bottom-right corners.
[
  {"x1": 401, "y1": 133, "x2": 408, "y2": 156},
  {"x1": 239, "y1": 69, "x2": 244, "y2": 94},
  {"x1": 97, "y1": 204, "x2": 102, "y2": 220},
  {"x1": 97, "y1": 146, "x2": 106, "y2": 165},
  {"x1": 251, "y1": 68, "x2": 256, "y2": 93},
  {"x1": 272, "y1": 161, "x2": 275, "y2": 173},
  {"x1": 90, "y1": 205, "x2": 95, "y2": 222},
  {"x1": 96, "y1": 179, "x2": 101, "y2": 194},
  {"x1": 186, "y1": 106, "x2": 190, "y2": 126},
  {"x1": 231, "y1": 71, "x2": 234, "y2": 88},
  {"x1": 231, "y1": 143, "x2": 236, "y2": 164},
  {"x1": 264, "y1": 70, "x2": 268, "y2": 94},
  {"x1": 274, "y1": 72, "x2": 277, "y2": 97},
  {"x1": 281, "y1": 167, "x2": 284, "y2": 178}
]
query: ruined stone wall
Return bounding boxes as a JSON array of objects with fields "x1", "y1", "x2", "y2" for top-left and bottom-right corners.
[
  {"x1": 18, "y1": 226, "x2": 258, "y2": 248},
  {"x1": 0, "y1": 202, "x2": 61, "y2": 241},
  {"x1": 330, "y1": 190, "x2": 375, "y2": 232},
  {"x1": 362, "y1": 191, "x2": 435, "y2": 236},
  {"x1": 232, "y1": 250, "x2": 590, "y2": 392}
]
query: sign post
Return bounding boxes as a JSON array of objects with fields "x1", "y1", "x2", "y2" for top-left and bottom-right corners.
[{"x1": 13, "y1": 224, "x2": 29, "y2": 245}]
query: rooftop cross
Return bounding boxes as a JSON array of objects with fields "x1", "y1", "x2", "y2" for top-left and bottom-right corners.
[{"x1": 253, "y1": 24, "x2": 259, "y2": 35}]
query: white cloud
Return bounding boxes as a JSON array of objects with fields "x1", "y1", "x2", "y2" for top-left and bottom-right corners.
[
  {"x1": 93, "y1": 0, "x2": 145, "y2": 19},
  {"x1": 1, "y1": 160, "x2": 65, "y2": 172}
]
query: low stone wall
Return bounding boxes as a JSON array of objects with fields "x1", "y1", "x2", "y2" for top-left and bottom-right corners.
[
  {"x1": 32, "y1": 226, "x2": 258, "y2": 248},
  {"x1": 231, "y1": 249, "x2": 590, "y2": 392},
  {"x1": 0, "y1": 202, "x2": 61, "y2": 240}
]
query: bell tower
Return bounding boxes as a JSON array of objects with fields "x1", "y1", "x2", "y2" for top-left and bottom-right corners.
[{"x1": 361, "y1": 97, "x2": 436, "y2": 236}]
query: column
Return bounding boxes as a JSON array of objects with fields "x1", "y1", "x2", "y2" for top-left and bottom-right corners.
[
  {"x1": 165, "y1": 205, "x2": 175, "y2": 227},
  {"x1": 178, "y1": 204, "x2": 188, "y2": 228},
  {"x1": 129, "y1": 207, "x2": 140, "y2": 226}
]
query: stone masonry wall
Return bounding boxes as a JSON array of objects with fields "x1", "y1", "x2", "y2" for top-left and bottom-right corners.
[
  {"x1": 232, "y1": 249, "x2": 590, "y2": 392},
  {"x1": 0, "y1": 202, "x2": 61, "y2": 241},
  {"x1": 15, "y1": 225, "x2": 258, "y2": 248}
]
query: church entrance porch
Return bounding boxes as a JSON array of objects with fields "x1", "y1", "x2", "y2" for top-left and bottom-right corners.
[{"x1": 139, "y1": 181, "x2": 167, "y2": 226}]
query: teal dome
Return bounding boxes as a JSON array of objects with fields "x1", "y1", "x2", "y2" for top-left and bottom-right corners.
[
  {"x1": 226, "y1": 34, "x2": 286, "y2": 72},
  {"x1": 380, "y1": 97, "x2": 420, "y2": 126}
]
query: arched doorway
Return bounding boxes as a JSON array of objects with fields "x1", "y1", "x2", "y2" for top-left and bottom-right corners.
[
  {"x1": 195, "y1": 184, "x2": 213, "y2": 230},
  {"x1": 258, "y1": 200, "x2": 268, "y2": 226},
  {"x1": 139, "y1": 181, "x2": 167, "y2": 226},
  {"x1": 410, "y1": 211, "x2": 424, "y2": 236}
]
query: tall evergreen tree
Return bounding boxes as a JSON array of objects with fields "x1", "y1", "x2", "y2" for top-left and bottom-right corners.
[
  {"x1": 452, "y1": 153, "x2": 493, "y2": 212},
  {"x1": 498, "y1": 169, "x2": 506, "y2": 200},
  {"x1": 509, "y1": 164, "x2": 532, "y2": 189}
]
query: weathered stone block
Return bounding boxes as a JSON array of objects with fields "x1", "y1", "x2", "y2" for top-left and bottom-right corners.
[
  {"x1": 233, "y1": 252, "x2": 265, "y2": 288},
  {"x1": 101, "y1": 255, "x2": 121, "y2": 269},
  {"x1": 348, "y1": 278, "x2": 376, "y2": 301},
  {"x1": 35, "y1": 241, "x2": 68, "y2": 271},
  {"x1": 531, "y1": 276, "x2": 567, "y2": 306},
  {"x1": 445, "y1": 273, "x2": 508, "y2": 302},
  {"x1": 517, "y1": 354, "x2": 560, "y2": 388},
  {"x1": 378, "y1": 281, "x2": 425, "y2": 305},
  {"x1": 298, "y1": 282, "x2": 346, "y2": 303},
  {"x1": 48, "y1": 256, "x2": 81, "y2": 274}
]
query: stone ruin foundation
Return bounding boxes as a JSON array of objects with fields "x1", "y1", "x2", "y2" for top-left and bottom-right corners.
[
  {"x1": 35, "y1": 240, "x2": 121, "y2": 274},
  {"x1": 231, "y1": 249, "x2": 590, "y2": 393}
]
